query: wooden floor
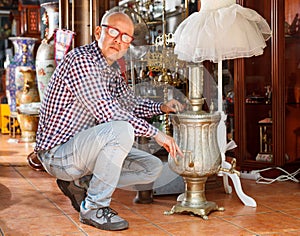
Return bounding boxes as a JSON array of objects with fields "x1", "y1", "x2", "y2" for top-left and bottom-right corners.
[{"x1": 0, "y1": 134, "x2": 300, "y2": 236}]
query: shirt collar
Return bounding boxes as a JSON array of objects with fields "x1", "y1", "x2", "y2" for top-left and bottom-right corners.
[{"x1": 90, "y1": 40, "x2": 121, "y2": 75}]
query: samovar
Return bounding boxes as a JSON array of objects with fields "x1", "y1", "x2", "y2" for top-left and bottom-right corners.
[{"x1": 165, "y1": 63, "x2": 224, "y2": 219}]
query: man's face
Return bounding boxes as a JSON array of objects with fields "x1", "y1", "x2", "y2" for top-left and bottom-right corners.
[{"x1": 98, "y1": 14, "x2": 134, "y2": 65}]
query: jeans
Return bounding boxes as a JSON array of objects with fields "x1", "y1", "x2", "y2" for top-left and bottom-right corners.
[{"x1": 38, "y1": 121, "x2": 163, "y2": 209}]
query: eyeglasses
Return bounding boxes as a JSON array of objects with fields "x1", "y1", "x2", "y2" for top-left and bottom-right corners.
[{"x1": 101, "y1": 24, "x2": 134, "y2": 44}]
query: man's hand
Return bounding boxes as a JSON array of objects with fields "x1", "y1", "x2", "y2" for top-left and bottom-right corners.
[
  {"x1": 160, "y1": 99, "x2": 184, "y2": 114},
  {"x1": 154, "y1": 130, "x2": 184, "y2": 160}
]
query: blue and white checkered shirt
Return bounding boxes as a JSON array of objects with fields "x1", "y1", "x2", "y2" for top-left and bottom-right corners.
[{"x1": 34, "y1": 41, "x2": 162, "y2": 152}]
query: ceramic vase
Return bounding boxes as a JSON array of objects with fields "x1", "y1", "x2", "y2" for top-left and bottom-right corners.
[
  {"x1": 6, "y1": 37, "x2": 38, "y2": 113},
  {"x1": 17, "y1": 111, "x2": 39, "y2": 143},
  {"x1": 36, "y1": 1, "x2": 59, "y2": 101},
  {"x1": 16, "y1": 69, "x2": 40, "y2": 105},
  {"x1": 16, "y1": 69, "x2": 40, "y2": 143}
]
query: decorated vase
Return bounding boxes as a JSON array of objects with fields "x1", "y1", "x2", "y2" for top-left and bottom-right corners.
[
  {"x1": 16, "y1": 69, "x2": 40, "y2": 143},
  {"x1": 36, "y1": 1, "x2": 59, "y2": 101},
  {"x1": 16, "y1": 69, "x2": 40, "y2": 105},
  {"x1": 6, "y1": 37, "x2": 38, "y2": 113}
]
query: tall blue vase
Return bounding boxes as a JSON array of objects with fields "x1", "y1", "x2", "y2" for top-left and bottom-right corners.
[{"x1": 6, "y1": 37, "x2": 38, "y2": 113}]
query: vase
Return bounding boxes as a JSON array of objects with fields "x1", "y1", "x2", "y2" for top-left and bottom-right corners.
[
  {"x1": 16, "y1": 69, "x2": 40, "y2": 143},
  {"x1": 17, "y1": 113, "x2": 39, "y2": 143},
  {"x1": 6, "y1": 37, "x2": 38, "y2": 113},
  {"x1": 16, "y1": 69, "x2": 40, "y2": 105},
  {"x1": 36, "y1": 1, "x2": 59, "y2": 101}
]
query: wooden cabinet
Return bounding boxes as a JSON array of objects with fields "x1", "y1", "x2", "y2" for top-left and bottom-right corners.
[
  {"x1": 235, "y1": 0, "x2": 300, "y2": 170},
  {"x1": 19, "y1": 2, "x2": 40, "y2": 38},
  {"x1": 10, "y1": 2, "x2": 40, "y2": 39}
]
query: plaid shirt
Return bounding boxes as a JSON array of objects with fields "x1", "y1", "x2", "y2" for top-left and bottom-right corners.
[{"x1": 34, "y1": 41, "x2": 162, "y2": 152}]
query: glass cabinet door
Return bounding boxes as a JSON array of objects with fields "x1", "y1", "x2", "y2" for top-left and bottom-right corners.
[
  {"x1": 235, "y1": 0, "x2": 286, "y2": 169},
  {"x1": 285, "y1": 0, "x2": 300, "y2": 163}
]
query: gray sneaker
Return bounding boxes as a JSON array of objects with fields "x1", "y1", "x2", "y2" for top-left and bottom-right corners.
[{"x1": 79, "y1": 202, "x2": 129, "y2": 231}]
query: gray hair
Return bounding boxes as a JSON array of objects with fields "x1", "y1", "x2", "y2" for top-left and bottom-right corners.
[{"x1": 100, "y1": 8, "x2": 130, "y2": 25}]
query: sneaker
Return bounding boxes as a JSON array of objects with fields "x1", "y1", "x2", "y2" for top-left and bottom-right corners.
[
  {"x1": 80, "y1": 202, "x2": 129, "y2": 231},
  {"x1": 56, "y1": 179, "x2": 86, "y2": 212}
]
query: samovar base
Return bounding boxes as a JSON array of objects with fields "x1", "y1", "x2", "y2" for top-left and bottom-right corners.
[
  {"x1": 165, "y1": 201, "x2": 224, "y2": 220},
  {"x1": 164, "y1": 176, "x2": 225, "y2": 219}
]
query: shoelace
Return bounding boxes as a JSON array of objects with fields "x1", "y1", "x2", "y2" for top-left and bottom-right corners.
[{"x1": 96, "y1": 207, "x2": 118, "y2": 222}]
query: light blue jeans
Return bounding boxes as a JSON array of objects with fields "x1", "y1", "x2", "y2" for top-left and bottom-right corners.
[{"x1": 38, "y1": 121, "x2": 163, "y2": 209}]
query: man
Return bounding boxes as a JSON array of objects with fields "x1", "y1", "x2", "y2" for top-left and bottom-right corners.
[{"x1": 35, "y1": 11, "x2": 183, "y2": 231}]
